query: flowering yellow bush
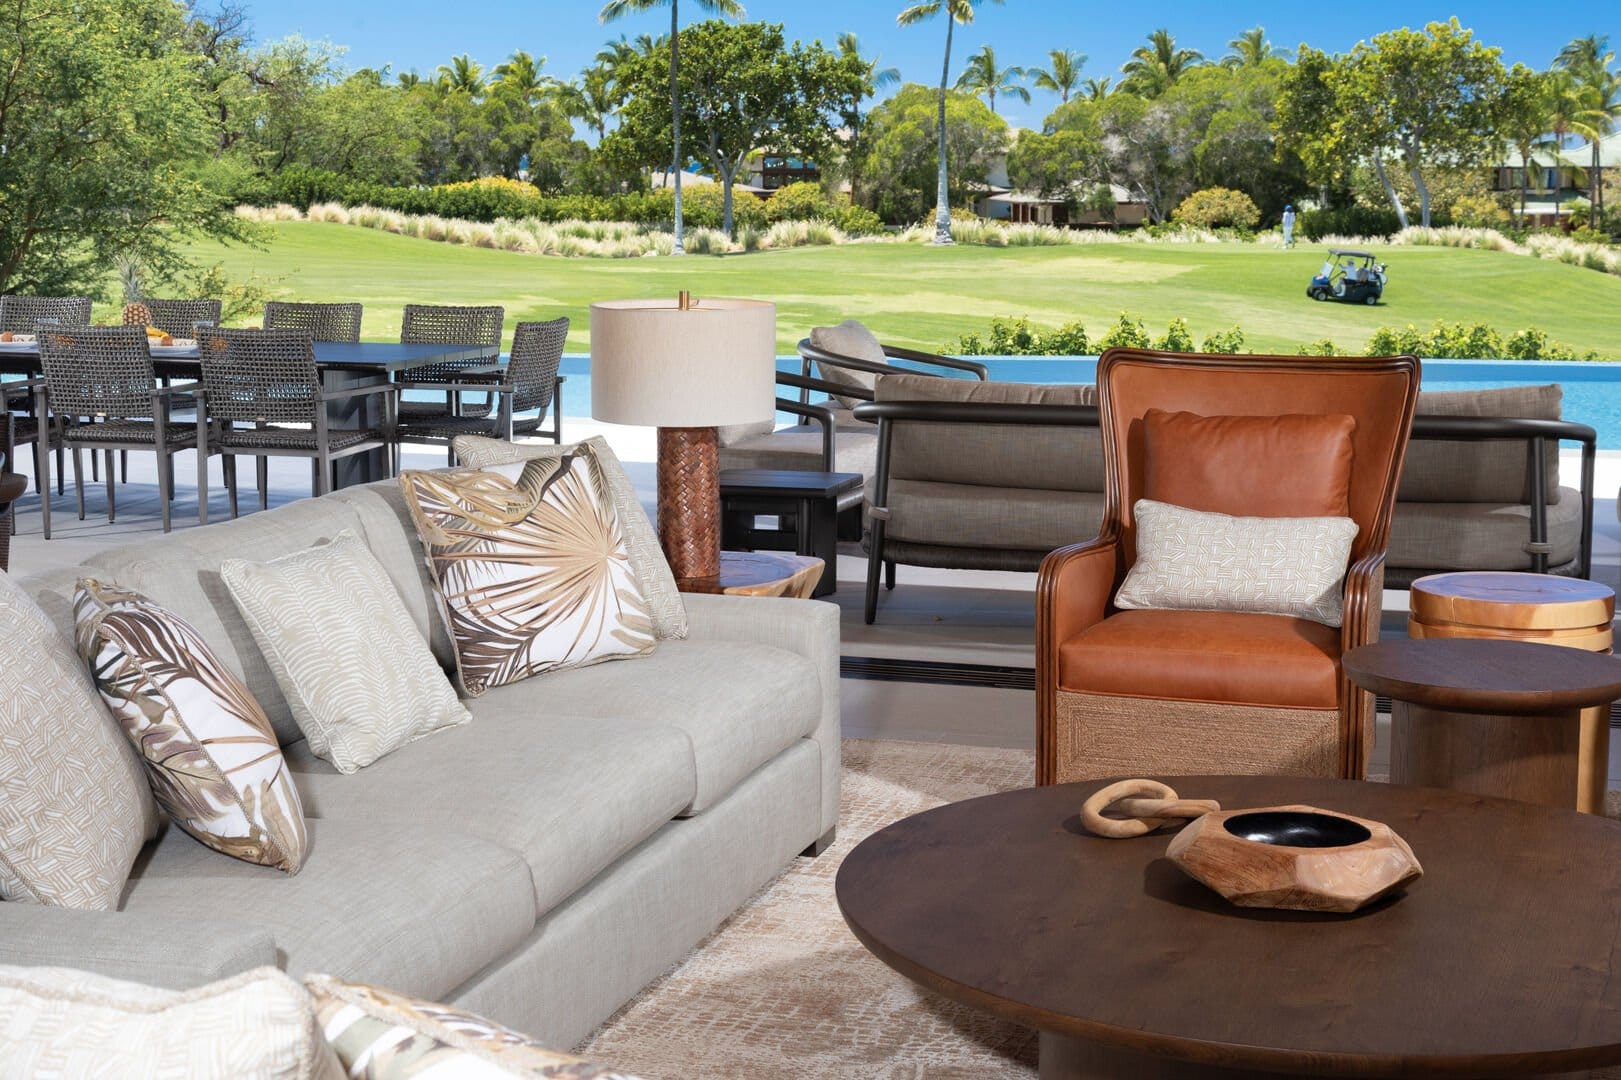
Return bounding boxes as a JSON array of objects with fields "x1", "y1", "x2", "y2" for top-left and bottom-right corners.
[{"x1": 438, "y1": 177, "x2": 542, "y2": 200}]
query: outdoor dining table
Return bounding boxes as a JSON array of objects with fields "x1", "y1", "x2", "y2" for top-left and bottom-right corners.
[{"x1": 0, "y1": 339, "x2": 499, "y2": 489}]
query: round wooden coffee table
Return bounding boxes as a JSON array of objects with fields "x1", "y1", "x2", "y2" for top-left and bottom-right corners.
[
  {"x1": 837, "y1": 776, "x2": 1621, "y2": 1078},
  {"x1": 1344, "y1": 639, "x2": 1621, "y2": 808}
]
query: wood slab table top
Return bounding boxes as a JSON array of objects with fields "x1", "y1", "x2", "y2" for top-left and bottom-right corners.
[
  {"x1": 674, "y1": 551, "x2": 824, "y2": 598},
  {"x1": 1342, "y1": 638, "x2": 1621, "y2": 714},
  {"x1": 1410, "y1": 571, "x2": 1614, "y2": 631},
  {"x1": 837, "y1": 775, "x2": 1621, "y2": 1078}
]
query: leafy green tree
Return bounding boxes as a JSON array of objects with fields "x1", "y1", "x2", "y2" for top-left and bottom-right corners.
[
  {"x1": 491, "y1": 51, "x2": 550, "y2": 107},
  {"x1": 1006, "y1": 128, "x2": 1103, "y2": 202},
  {"x1": 557, "y1": 67, "x2": 619, "y2": 141},
  {"x1": 1554, "y1": 35, "x2": 1620, "y2": 219},
  {"x1": 836, "y1": 33, "x2": 901, "y2": 203},
  {"x1": 1222, "y1": 27, "x2": 1285, "y2": 69},
  {"x1": 438, "y1": 54, "x2": 488, "y2": 96},
  {"x1": 955, "y1": 44, "x2": 1028, "y2": 113},
  {"x1": 1498, "y1": 65, "x2": 1555, "y2": 225},
  {"x1": 1033, "y1": 48, "x2": 1086, "y2": 104},
  {"x1": 0, "y1": 0, "x2": 251, "y2": 295},
  {"x1": 1119, "y1": 29, "x2": 1204, "y2": 97},
  {"x1": 599, "y1": 0, "x2": 745, "y2": 255},
  {"x1": 856, "y1": 84, "x2": 1009, "y2": 224},
  {"x1": 897, "y1": 0, "x2": 1006, "y2": 245},
  {"x1": 607, "y1": 22, "x2": 860, "y2": 234}
]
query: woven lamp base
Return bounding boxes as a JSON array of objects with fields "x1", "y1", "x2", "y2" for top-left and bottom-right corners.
[{"x1": 657, "y1": 426, "x2": 721, "y2": 581}]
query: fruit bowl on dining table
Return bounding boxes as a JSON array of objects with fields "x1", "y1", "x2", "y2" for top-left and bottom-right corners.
[{"x1": 0, "y1": 332, "x2": 36, "y2": 351}]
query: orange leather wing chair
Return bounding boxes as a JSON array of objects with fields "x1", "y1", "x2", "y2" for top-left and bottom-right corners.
[{"x1": 1037, "y1": 349, "x2": 1420, "y2": 784}]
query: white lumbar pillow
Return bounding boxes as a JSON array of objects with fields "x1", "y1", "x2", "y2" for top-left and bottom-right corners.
[{"x1": 1114, "y1": 499, "x2": 1359, "y2": 628}]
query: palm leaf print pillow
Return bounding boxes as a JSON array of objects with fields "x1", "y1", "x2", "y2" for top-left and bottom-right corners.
[
  {"x1": 400, "y1": 446, "x2": 656, "y2": 696},
  {"x1": 74, "y1": 580, "x2": 307, "y2": 873}
]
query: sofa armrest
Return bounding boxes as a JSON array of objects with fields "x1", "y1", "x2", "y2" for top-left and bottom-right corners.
[
  {"x1": 680, "y1": 594, "x2": 841, "y2": 839},
  {"x1": 0, "y1": 903, "x2": 276, "y2": 989}
]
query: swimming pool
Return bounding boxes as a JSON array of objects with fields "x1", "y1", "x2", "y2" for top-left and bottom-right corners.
[{"x1": 553, "y1": 355, "x2": 1621, "y2": 449}]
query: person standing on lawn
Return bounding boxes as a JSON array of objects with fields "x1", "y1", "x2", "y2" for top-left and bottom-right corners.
[{"x1": 1282, "y1": 204, "x2": 1296, "y2": 249}]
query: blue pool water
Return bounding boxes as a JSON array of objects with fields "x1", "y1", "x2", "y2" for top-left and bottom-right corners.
[{"x1": 555, "y1": 355, "x2": 1621, "y2": 449}]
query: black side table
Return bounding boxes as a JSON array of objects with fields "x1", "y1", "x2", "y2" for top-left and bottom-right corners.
[{"x1": 719, "y1": 469, "x2": 862, "y2": 598}]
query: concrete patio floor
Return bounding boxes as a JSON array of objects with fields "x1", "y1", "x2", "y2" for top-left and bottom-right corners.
[{"x1": 9, "y1": 425, "x2": 1621, "y2": 786}]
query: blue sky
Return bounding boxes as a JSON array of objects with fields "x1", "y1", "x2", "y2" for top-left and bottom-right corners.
[{"x1": 247, "y1": 2, "x2": 1615, "y2": 133}]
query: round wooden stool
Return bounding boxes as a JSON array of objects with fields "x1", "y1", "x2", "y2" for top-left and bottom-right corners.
[{"x1": 1409, "y1": 571, "x2": 1615, "y2": 813}]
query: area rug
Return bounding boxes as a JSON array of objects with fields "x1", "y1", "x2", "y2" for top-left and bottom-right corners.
[{"x1": 575, "y1": 738, "x2": 1041, "y2": 1079}]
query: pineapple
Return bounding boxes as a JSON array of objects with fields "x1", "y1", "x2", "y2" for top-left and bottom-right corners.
[
  {"x1": 117, "y1": 256, "x2": 148, "y2": 328},
  {"x1": 122, "y1": 301, "x2": 152, "y2": 328}
]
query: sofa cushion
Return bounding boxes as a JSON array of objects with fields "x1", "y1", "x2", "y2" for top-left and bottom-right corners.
[
  {"x1": 528, "y1": 638, "x2": 821, "y2": 815},
  {"x1": 885, "y1": 478, "x2": 1104, "y2": 551},
  {"x1": 0, "y1": 964, "x2": 341, "y2": 1079},
  {"x1": 1388, "y1": 487, "x2": 1584, "y2": 572},
  {"x1": 1059, "y1": 609, "x2": 1342, "y2": 710},
  {"x1": 810, "y1": 320, "x2": 887, "y2": 408},
  {"x1": 450, "y1": 435, "x2": 686, "y2": 641},
  {"x1": 283, "y1": 708, "x2": 695, "y2": 915},
  {"x1": 120, "y1": 820, "x2": 536, "y2": 1003},
  {"x1": 74, "y1": 580, "x2": 308, "y2": 875},
  {"x1": 1143, "y1": 409, "x2": 1356, "y2": 518},
  {"x1": 0, "y1": 573, "x2": 155, "y2": 909},
  {"x1": 400, "y1": 455, "x2": 657, "y2": 696},
  {"x1": 1405, "y1": 384, "x2": 1561, "y2": 505},
  {"x1": 874, "y1": 374, "x2": 1101, "y2": 493},
  {"x1": 221, "y1": 532, "x2": 470, "y2": 773},
  {"x1": 81, "y1": 497, "x2": 367, "y2": 746}
]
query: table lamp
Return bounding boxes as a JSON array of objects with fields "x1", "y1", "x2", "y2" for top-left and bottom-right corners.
[{"x1": 590, "y1": 294, "x2": 776, "y2": 581}]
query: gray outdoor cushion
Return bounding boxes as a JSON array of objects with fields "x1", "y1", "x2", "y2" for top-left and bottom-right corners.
[
  {"x1": 1402, "y1": 385, "x2": 1562, "y2": 505},
  {"x1": 120, "y1": 819, "x2": 536, "y2": 1002},
  {"x1": 283, "y1": 708, "x2": 696, "y2": 915},
  {"x1": 530, "y1": 638, "x2": 822, "y2": 815},
  {"x1": 810, "y1": 321, "x2": 888, "y2": 408},
  {"x1": 1387, "y1": 486, "x2": 1583, "y2": 572},
  {"x1": 81, "y1": 498, "x2": 366, "y2": 747},
  {"x1": 874, "y1": 374, "x2": 1102, "y2": 493},
  {"x1": 884, "y1": 479, "x2": 1105, "y2": 551}
]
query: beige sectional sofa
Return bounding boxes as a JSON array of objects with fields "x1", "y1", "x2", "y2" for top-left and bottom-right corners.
[{"x1": 0, "y1": 479, "x2": 840, "y2": 1050}]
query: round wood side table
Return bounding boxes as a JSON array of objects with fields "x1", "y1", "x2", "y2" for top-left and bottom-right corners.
[
  {"x1": 1409, "y1": 571, "x2": 1615, "y2": 813},
  {"x1": 1343, "y1": 638, "x2": 1621, "y2": 808},
  {"x1": 674, "y1": 551, "x2": 824, "y2": 599}
]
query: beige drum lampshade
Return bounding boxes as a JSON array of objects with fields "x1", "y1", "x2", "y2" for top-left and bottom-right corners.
[{"x1": 590, "y1": 297, "x2": 776, "y2": 428}]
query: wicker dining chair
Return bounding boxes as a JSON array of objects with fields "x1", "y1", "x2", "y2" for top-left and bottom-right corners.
[
  {"x1": 396, "y1": 303, "x2": 505, "y2": 421},
  {"x1": 129, "y1": 298, "x2": 223, "y2": 338},
  {"x1": 0, "y1": 464, "x2": 24, "y2": 571},
  {"x1": 3, "y1": 378, "x2": 62, "y2": 496},
  {"x1": 0, "y1": 296, "x2": 92, "y2": 333},
  {"x1": 35, "y1": 325, "x2": 212, "y2": 537},
  {"x1": 198, "y1": 327, "x2": 395, "y2": 514},
  {"x1": 395, "y1": 317, "x2": 568, "y2": 463},
  {"x1": 263, "y1": 301, "x2": 364, "y2": 343}
]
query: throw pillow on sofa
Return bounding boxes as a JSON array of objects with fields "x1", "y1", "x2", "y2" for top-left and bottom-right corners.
[
  {"x1": 74, "y1": 579, "x2": 308, "y2": 874},
  {"x1": 307, "y1": 974, "x2": 641, "y2": 1079},
  {"x1": 220, "y1": 530, "x2": 471, "y2": 775},
  {"x1": 0, "y1": 964, "x2": 342, "y2": 1079},
  {"x1": 451, "y1": 433, "x2": 686, "y2": 640},
  {"x1": 0, "y1": 573, "x2": 152, "y2": 909},
  {"x1": 400, "y1": 447, "x2": 657, "y2": 696},
  {"x1": 1114, "y1": 499, "x2": 1360, "y2": 628}
]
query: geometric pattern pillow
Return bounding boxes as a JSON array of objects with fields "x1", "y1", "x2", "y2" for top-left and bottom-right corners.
[
  {"x1": 449, "y1": 434, "x2": 687, "y2": 641},
  {"x1": 307, "y1": 974, "x2": 642, "y2": 1079},
  {"x1": 0, "y1": 964, "x2": 343, "y2": 1079},
  {"x1": 219, "y1": 531, "x2": 472, "y2": 774},
  {"x1": 400, "y1": 448, "x2": 657, "y2": 697},
  {"x1": 74, "y1": 579, "x2": 308, "y2": 874},
  {"x1": 1114, "y1": 499, "x2": 1360, "y2": 628},
  {"x1": 0, "y1": 572, "x2": 152, "y2": 909}
]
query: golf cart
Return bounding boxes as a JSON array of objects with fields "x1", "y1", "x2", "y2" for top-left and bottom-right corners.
[{"x1": 1308, "y1": 249, "x2": 1386, "y2": 305}]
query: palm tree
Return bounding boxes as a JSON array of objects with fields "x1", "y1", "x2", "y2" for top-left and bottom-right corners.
[
  {"x1": 898, "y1": 0, "x2": 1005, "y2": 245},
  {"x1": 1079, "y1": 75, "x2": 1112, "y2": 101},
  {"x1": 492, "y1": 50, "x2": 549, "y2": 107},
  {"x1": 1222, "y1": 27, "x2": 1284, "y2": 69},
  {"x1": 1554, "y1": 34, "x2": 1619, "y2": 220},
  {"x1": 397, "y1": 70, "x2": 422, "y2": 90},
  {"x1": 837, "y1": 32, "x2": 901, "y2": 202},
  {"x1": 437, "y1": 54, "x2": 487, "y2": 97},
  {"x1": 1119, "y1": 29, "x2": 1204, "y2": 97},
  {"x1": 600, "y1": 0, "x2": 746, "y2": 256},
  {"x1": 558, "y1": 67, "x2": 618, "y2": 141},
  {"x1": 1032, "y1": 47, "x2": 1086, "y2": 104},
  {"x1": 955, "y1": 44, "x2": 1027, "y2": 113}
]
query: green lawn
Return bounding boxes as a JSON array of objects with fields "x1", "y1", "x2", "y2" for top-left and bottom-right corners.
[{"x1": 168, "y1": 222, "x2": 1621, "y2": 356}]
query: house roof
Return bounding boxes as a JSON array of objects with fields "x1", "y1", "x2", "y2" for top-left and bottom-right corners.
[{"x1": 1501, "y1": 130, "x2": 1621, "y2": 169}]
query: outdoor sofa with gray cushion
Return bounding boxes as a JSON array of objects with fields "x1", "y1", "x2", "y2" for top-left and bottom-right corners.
[
  {"x1": 848, "y1": 376, "x2": 1593, "y2": 619},
  {"x1": 0, "y1": 480, "x2": 840, "y2": 1050}
]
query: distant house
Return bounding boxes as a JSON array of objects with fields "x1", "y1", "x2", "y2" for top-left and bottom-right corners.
[
  {"x1": 972, "y1": 142, "x2": 1149, "y2": 227},
  {"x1": 1492, "y1": 131, "x2": 1620, "y2": 225}
]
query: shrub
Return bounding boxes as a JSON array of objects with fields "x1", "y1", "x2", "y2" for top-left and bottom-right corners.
[
  {"x1": 765, "y1": 181, "x2": 833, "y2": 222},
  {"x1": 1298, "y1": 205, "x2": 1413, "y2": 241},
  {"x1": 1154, "y1": 317, "x2": 1195, "y2": 352},
  {"x1": 1171, "y1": 188, "x2": 1261, "y2": 231},
  {"x1": 1450, "y1": 194, "x2": 1511, "y2": 229},
  {"x1": 1296, "y1": 339, "x2": 1341, "y2": 356},
  {"x1": 827, "y1": 201, "x2": 884, "y2": 236},
  {"x1": 1097, "y1": 313, "x2": 1150, "y2": 351},
  {"x1": 1200, "y1": 326, "x2": 1245, "y2": 354}
]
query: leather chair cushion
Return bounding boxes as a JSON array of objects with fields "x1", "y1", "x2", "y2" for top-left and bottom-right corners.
[
  {"x1": 1142, "y1": 410, "x2": 1356, "y2": 518},
  {"x1": 1058, "y1": 609, "x2": 1342, "y2": 709}
]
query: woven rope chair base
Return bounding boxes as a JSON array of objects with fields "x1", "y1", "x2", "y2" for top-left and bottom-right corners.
[{"x1": 1052, "y1": 690, "x2": 1342, "y2": 784}]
